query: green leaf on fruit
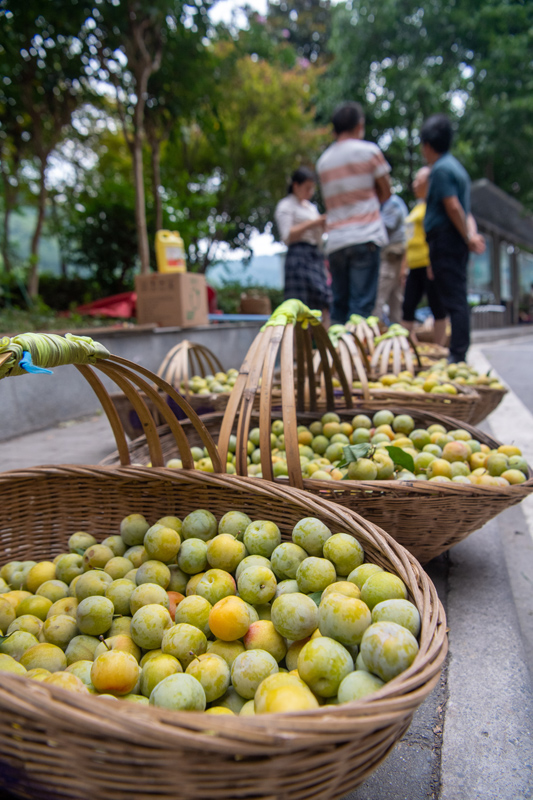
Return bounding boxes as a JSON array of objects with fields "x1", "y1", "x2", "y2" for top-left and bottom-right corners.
[
  {"x1": 385, "y1": 446, "x2": 415, "y2": 473},
  {"x1": 337, "y1": 443, "x2": 373, "y2": 469},
  {"x1": 0, "y1": 633, "x2": 14, "y2": 645}
]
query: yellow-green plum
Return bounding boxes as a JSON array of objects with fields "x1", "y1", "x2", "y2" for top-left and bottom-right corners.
[
  {"x1": 270, "y1": 543, "x2": 308, "y2": 580},
  {"x1": 174, "y1": 595, "x2": 212, "y2": 637},
  {"x1": 48, "y1": 596, "x2": 79, "y2": 620},
  {"x1": 135, "y1": 561, "x2": 171, "y2": 589},
  {"x1": 237, "y1": 566, "x2": 277, "y2": 605},
  {"x1": 239, "y1": 700, "x2": 255, "y2": 716},
  {"x1": 107, "y1": 617, "x2": 132, "y2": 637},
  {"x1": 0, "y1": 596, "x2": 16, "y2": 631},
  {"x1": 16, "y1": 595, "x2": 52, "y2": 621},
  {"x1": 7, "y1": 615, "x2": 43, "y2": 638},
  {"x1": 182, "y1": 510, "x2": 218, "y2": 542},
  {"x1": 94, "y1": 635, "x2": 141, "y2": 662},
  {"x1": 0, "y1": 630, "x2": 39, "y2": 660},
  {"x1": 120, "y1": 514, "x2": 150, "y2": 547},
  {"x1": 20, "y1": 643, "x2": 67, "y2": 673},
  {"x1": 123, "y1": 546, "x2": 148, "y2": 569},
  {"x1": 43, "y1": 614, "x2": 78, "y2": 649},
  {"x1": 131, "y1": 605, "x2": 173, "y2": 651},
  {"x1": 323, "y1": 534, "x2": 364, "y2": 577},
  {"x1": 285, "y1": 638, "x2": 311, "y2": 671},
  {"x1": 150, "y1": 672, "x2": 206, "y2": 711},
  {"x1": 167, "y1": 565, "x2": 189, "y2": 594},
  {"x1": 218, "y1": 511, "x2": 252, "y2": 541},
  {"x1": 275, "y1": 579, "x2": 299, "y2": 598},
  {"x1": 144, "y1": 525, "x2": 181, "y2": 563},
  {"x1": 36, "y1": 580, "x2": 69, "y2": 604},
  {"x1": 65, "y1": 634, "x2": 100, "y2": 665},
  {"x1": 26, "y1": 667, "x2": 51, "y2": 681},
  {"x1": 195, "y1": 569, "x2": 236, "y2": 606},
  {"x1": 216, "y1": 686, "x2": 247, "y2": 714},
  {"x1": 42, "y1": 672, "x2": 89, "y2": 694},
  {"x1": 207, "y1": 639, "x2": 246, "y2": 668},
  {"x1": 360, "y1": 621, "x2": 419, "y2": 681},
  {"x1": 297, "y1": 637, "x2": 354, "y2": 697},
  {"x1": 161, "y1": 622, "x2": 207, "y2": 668},
  {"x1": 318, "y1": 592, "x2": 372, "y2": 646},
  {"x1": 271, "y1": 593, "x2": 318, "y2": 640},
  {"x1": 243, "y1": 620, "x2": 287, "y2": 663},
  {"x1": 104, "y1": 557, "x2": 135, "y2": 581},
  {"x1": 91, "y1": 650, "x2": 140, "y2": 695},
  {"x1": 231, "y1": 649, "x2": 279, "y2": 699},
  {"x1": 101, "y1": 535, "x2": 127, "y2": 557},
  {"x1": 75, "y1": 571, "x2": 113, "y2": 601},
  {"x1": 255, "y1": 604, "x2": 272, "y2": 620},
  {"x1": 243, "y1": 521, "x2": 281, "y2": 558},
  {"x1": 235, "y1": 555, "x2": 271, "y2": 582},
  {"x1": 337, "y1": 670, "x2": 385, "y2": 703},
  {"x1": 76, "y1": 596, "x2": 114, "y2": 637},
  {"x1": 0, "y1": 653, "x2": 27, "y2": 675},
  {"x1": 25, "y1": 562, "x2": 56, "y2": 594},
  {"x1": 65, "y1": 660, "x2": 94, "y2": 687},
  {"x1": 130, "y1": 583, "x2": 170, "y2": 615},
  {"x1": 371, "y1": 599, "x2": 421, "y2": 637},
  {"x1": 186, "y1": 653, "x2": 230, "y2": 702},
  {"x1": 68, "y1": 531, "x2": 96, "y2": 555},
  {"x1": 347, "y1": 564, "x2": 384, "y2": 590},
  {"x1": 140, "y1": 654, "x2": 182, "y2": 698},
  {"x1": 360, "y1": 572, "x2": 408, "y2": 610},
  {"x1": 296, "y1": 557, "x2": 336, "y2": 594},
  {"x1": 206, "y1": 534, "x2": 246, "y2": 572},
  {"x1": 291, "y1": 517, "x2": 332, "y2": 557},
  {"x1": 177, "y1": 539, "x2": 208, "y2": 575},
  {"x1": 123, "y1": 694, "x2": 149, "y2": 705},
  {"x1": 105, "y1": 579, "x2": 136, "y2": 617},
  {"x1": 355, "y1": 651, "x2": 369, "y2": 672},
  {"x1": 254, "y1": 673, "x2": 318, "y2": 714},
  {"x1": 321, "y1": 581, "x2": 361, "y2": 601},
  {"x1": 83, "y1": 544, "x2": 114, "y2": 571}
]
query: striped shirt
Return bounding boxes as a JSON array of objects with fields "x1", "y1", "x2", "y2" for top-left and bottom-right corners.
[{"x1": 316, "y1": 139, "x2": 390, "y2": 255}]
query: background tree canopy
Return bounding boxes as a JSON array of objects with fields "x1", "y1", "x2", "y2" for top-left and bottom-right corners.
[{"x1": 0, "y1": 0, "x2": 532, "y2": 305}]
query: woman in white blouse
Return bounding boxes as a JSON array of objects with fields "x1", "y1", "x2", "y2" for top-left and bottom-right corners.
[{"x1": 274, "y1": 167, "x2": 331, "y2": 325}]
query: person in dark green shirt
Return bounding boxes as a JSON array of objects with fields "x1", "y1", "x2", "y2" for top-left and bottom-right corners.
[{"x1": 421, "y1": 114, "x2": 485, "y2": 363}]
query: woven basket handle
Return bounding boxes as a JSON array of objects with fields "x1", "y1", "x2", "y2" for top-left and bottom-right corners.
[
  {"x1": 157, "y1": 340, "x2": 225, "y2": 397},
  {"x1": 218, "y1": 301, "x2": 353, "y2": 489},
  {"x1": 0, "y1": 332, "x2": 222, "y2": 472}
]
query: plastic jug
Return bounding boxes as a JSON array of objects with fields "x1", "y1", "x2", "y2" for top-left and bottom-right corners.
[{"x1": 155, "y1": 230, "x2": 186, "y2": 273}]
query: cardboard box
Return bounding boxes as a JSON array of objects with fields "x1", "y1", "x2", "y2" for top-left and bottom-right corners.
[{"x1": 135, "y1": 272, "x2": 209, "y2": 328}]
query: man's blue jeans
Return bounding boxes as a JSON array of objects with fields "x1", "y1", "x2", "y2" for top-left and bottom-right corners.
[{"x1": 328, "y1": 242, "x2": 381, "y2": 323}]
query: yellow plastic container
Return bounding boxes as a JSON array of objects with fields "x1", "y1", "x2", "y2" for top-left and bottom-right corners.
[{"x1": 155, "y1": 230, "x2": 186, "y2": 273}]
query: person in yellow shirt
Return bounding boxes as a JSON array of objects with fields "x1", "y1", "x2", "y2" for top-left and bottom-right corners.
[{"x1": 401, "y1": 166, "x2": 447, "y2": 345}]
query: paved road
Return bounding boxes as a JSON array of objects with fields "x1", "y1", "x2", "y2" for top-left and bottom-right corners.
[{"x1": 0, "y1": 339, "x2": 532, "y2": 800}]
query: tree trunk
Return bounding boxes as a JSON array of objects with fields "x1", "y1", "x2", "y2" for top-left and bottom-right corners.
[
  {"x1": 132, "y1": 132, "x2": 151, "y2": 274},
  {"x1": 28, "y1": 158, "x2": 47, "y2": 299},
  {"x1": 2, "y1": 202, "x2": 12, "y2": 274},
  {"x1": 150, "y1": 136, "x2": 163, "y2": 233}
]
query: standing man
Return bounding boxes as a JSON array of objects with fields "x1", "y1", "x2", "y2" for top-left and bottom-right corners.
[
  {"x1": 374, "y1": 190, "x2": 408, "y2": 324},
  {"x1": 316, "y1": 102, "x2": 391, "y2": 323},
  {"x1": 421, "y1": 113, "x2": 485, "y2": 363}
]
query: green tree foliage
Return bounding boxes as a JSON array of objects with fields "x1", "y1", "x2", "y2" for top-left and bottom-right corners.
[
  {"x1": 0, "y1": 0, "x2": 89, "y2": 295},
  {"x1": 161, "y1": 44, "x2": 328, "y2": 269},
  {"x1": 264, "y1": 0, "x2": 332, "y2": 64}
]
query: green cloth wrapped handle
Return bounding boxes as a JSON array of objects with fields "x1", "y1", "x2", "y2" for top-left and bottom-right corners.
[
  {"x1": 328, "y1": 324, "x2": 348, "y2": 347},
  {"x1": 0, "y1": 332, "x2": 110, "y2": 379},
  {"x1": 374, "y1": 323, "x2": 410, "y2": 345},
  {"x1": 262, "y1": 300, "x2": 322, "y2": 330}
]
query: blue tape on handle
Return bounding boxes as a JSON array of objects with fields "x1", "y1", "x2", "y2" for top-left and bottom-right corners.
[{"x1": 20, "y1": 351, "x2": 53, "y2": 375}]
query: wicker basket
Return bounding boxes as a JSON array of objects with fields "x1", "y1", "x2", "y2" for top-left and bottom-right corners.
[
  {"x1": 101, "y1": 304, "x2": 532, "y2": 564},
  {"x1": 109, "y1": 339, "x2": 233, "y2": 439},
  {"x1": 318, "y1": 328, "x2": 479, "y2": 423},
  {"x1": 468, "y1": 384, "x2": 508, "y2": 425},
  {"x1": 0, "y1": 332, "x2": 447, "y2": 800}
]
